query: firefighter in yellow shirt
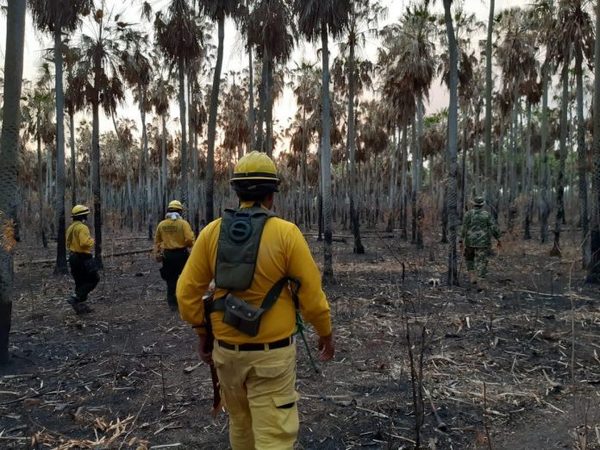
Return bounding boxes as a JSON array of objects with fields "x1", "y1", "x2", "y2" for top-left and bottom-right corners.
[
  {"x1": 154, "y1": 200, "x2": 194, "y2": 311},
  {"x1": 177, "y1": 151, "x2": 334, "y2": 450},
  {"x1": 66, "y1": 205, "x2": 99, "y2": 314}
]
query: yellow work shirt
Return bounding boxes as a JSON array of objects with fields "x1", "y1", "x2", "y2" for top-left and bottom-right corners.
[
  {"x1": 177, "y1": 203, "x2": 332, "y2": 344},
  {"x1": 154, "y1": 217, "x2": 195, "y2": 251},
  {"x1": 66, "y1": 221, "x2": 94, "y2": 254}
]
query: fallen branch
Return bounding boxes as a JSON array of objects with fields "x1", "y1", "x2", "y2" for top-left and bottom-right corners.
[{"x1": 17, "y1": 248, "x2": 153, "y2": 267}]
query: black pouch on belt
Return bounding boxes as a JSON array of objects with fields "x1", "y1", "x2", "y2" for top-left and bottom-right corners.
[{"x1": 222, "y1": 294, "x2": 265, "y2": 337}]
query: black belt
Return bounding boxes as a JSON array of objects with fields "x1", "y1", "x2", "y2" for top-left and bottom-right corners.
[
  {"x1": 163, "y1": 248, "x2": 187, "y2": 253},
  {"x1": 217, "y1": 336, "x2": 294, "y2": 351}
]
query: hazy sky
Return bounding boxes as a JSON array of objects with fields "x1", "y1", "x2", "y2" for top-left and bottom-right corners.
[{"x1": 0, "y1": 0, "x2": 524, "y2": 139}]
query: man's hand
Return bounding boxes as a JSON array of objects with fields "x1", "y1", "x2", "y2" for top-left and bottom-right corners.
[
  {"x1": 318, "y1": 334, "x2": 335, "y2": 361},
  {"x1": 197, "y1": 334, "x2": 213, "y2": 365}
]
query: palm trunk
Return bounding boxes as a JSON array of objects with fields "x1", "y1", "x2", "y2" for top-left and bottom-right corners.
[
  {"x1": 523, "y1": 100, "x2": 533, "y2": 240},
  {"x1": 347, "y1": 34, "x2": 364, "y2": 254},
  {"x1": 387, "y1": 128, "x2": 400, "y2": 233},
  {"x1": 401, "y1": 124, "x2": 408, "y2": 240},
  {"x1": 256, "y1": 55, "x2": 267, "y2": 152},
  {"x1": 92, "y1": 52, "x2": 103, "y2": 268},
  {"x1": 248, "y1": 42, "x2": 255, "y2": 151},
  {"x1": 444, "y1": 0, "x2": 459, "y2": 285},
  {"x1": 460, "y1": 110, "x2": 468, "y2": 221},
  {"x1": 484, "y1": 0, "x2": 495, "y2": 199},
  {"x1": 552, "y1": 44, "x2": 570, "y2": 256},
  {"x1": 161, "y1": 114, "x2": 168, "y2": 217},
  {"x1": 303, "y1": 109, "x2": 311, "y2": 228},
  {"x1": 540, "y1": 63, "x2": 550, "y2": 243},
  {"x1": 0, "y1": 0, "x2": 25, "y2": 363},
  {"x1": 37, "y1": 123, "x2": 48, "y2": 248},
  {"x1": 575, "y1": 42, "x2": 589, "y2": 266},
  {"x1": 265, "y1": 49, "x2": 274, "y2": 157},
  {"x1": 69, "y1": 108, "x2": 76, "y2": 207},
  {"x1": 206, "y1": 14, "x2": 224, "y2": 224},
  {"x1": 54, "y1": 27, "x2": 68, "y2": 274},
  {"x1": 320, "y1": 23, "x2": 334, "y2": 283},
  {"x1": 588, "y1": 0, "x2": 600, "y2": 282},
  {"x1": 140, "y1": 89, "x2": 151, "y2": 240},
  {"x1": 178, "y1": 55, "x2": 188, "y2": 205}
]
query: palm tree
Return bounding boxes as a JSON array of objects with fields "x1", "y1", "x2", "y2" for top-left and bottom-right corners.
[
  {"x1": 119, "y1": 32, "x2": 153, "y2": 238},
  {"x1": 484, "y1": 0, "x2": 495, "y2": 201},
  {"x1": 290, "y1": 60, "x2": 321, "y2": 229},
  {"x1": 381, "y1": 4, "x2": 437, "y2": 249},
  {"x1": 64, "y1": 44, "x2": 84, "y2": 208},
  {"x1": 150, "y1": 74, "x2": 175, "y2": 218},
  {"x1": 72, "y1": 8, "x2": 126, "y2": 268},
  {"x1": 425, "y1": 0, "x2": 460, "y2": 284},
  {"x1": 559, "y1": 0, "x2": 594, "y2": 264},
  {"x1": 294, "y1": 0, "x2": 351, "y2": 283},
  {"x1": 29, "y1": 0, "x2": 94, "y2": 274},
  {"x1": 0, "y1": 0, "x2": 26, "y2": 364},
  {"x1": 496, "y1": 7, "x2": 537, "y2": 236},
  {"x1": 248, "y1": 0, "x2": 296, "y2": 157},
  {"x1": 25, "y1": 67, "x2": 55, "y2": 249},
  {"x1": 588, "y1": 0, "x2": 600, "y2": 283},
  {"x1": 155, "y1": 0, "x2": 203, "y2": 206},
  {"x1": 199, "y1": 0, "x2": 241, "y2": 224},
  {"x1": 531, "y1": 0, "x2": 556, "y2": 244},
  {"x1": 549, "y1": 0, "x2": 584, "y2": 257},
  {"x1": 338, "y1": 0, "x2": 382, "y2": 254}
]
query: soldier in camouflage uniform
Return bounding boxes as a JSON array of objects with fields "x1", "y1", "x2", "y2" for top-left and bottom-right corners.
[{"x1": 461, "y1": 196, "x2": 501, "y2": 278}]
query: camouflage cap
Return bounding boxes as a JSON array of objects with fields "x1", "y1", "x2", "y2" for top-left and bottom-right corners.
[{"x1": 472, "y1": 196, "x2": 485, "y2": 207}]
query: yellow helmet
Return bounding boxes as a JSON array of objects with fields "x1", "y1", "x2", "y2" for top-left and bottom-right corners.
[
  {"x1": 230, "y1": 151, "x2": 279, "y2": 183},
  {"x1": 71, "y1": 205, "x2": 90, "y2": 217},
  {"x1": 168, "y1": 200, "x2": 183, "y2": 211}
]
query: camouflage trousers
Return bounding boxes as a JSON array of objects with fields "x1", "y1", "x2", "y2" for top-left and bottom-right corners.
[{"x1": 464, "y1": 246, "x2": 490, "y2": 277}]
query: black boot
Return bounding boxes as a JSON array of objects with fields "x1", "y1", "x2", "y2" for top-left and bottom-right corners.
[{"x1": 67, "y1": 295, "x2": 93, "y2": 314}]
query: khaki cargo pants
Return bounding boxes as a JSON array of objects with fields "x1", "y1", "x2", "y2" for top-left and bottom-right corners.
[{"x1": 213, "y1": 342, "x2": 299, "y2": 450}]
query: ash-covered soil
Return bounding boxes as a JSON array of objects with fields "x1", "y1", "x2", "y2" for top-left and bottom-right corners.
[{"x1": 1, "y1": 229, "x2": 599, "y2": 449}]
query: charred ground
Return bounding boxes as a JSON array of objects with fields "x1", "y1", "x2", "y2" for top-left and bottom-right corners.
[{"x1": 1, "y1": 230, "x2": 599, "y2": 450}]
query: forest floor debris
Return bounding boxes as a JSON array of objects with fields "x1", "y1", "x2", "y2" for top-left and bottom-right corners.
[{"x1": 1, "y1": 230, "x2": 599, "y2": 449}]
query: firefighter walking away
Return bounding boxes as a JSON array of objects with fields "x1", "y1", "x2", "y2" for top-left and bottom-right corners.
[
  {"x1": 66, "y1": 205, "x2": 99, "y2": 314},
  {"x1": 178, "y1": 151, "x2": 334, "y2": 450},
  {"x1": 154, "y1": 200, "x2": 195, "y2": 311}
]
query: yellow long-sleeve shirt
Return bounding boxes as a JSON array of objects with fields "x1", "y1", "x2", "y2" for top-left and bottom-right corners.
[
  {"x1": 177, "y1": 203, "x2": 332, "y2": 344},
  {"x1": 154, "y1": 217, "x2": 195, "y2": 251},
  {"x1": 66, "y1": 221, "x2": 94, "y2": 254}
]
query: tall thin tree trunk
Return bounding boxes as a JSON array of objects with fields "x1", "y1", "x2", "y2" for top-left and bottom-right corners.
[
  {"x1": 140, "y1": 90, "x2": 151, "y2": 240},
  {"x1": 524, "y1": 100, "x2": 533, "y2": 240},
  {"x1": 69, "y1": 109, "x2": 76, "y2": 207},
  {"x1": 540, "y1": 63, "x2": 550, "y2": 243},
  {"x1": 347, "y1": 33, "x2": 364, "y2": 254},
  {"x1": 92, "y1": 52, "x2": 103, "y2": 268},
  {"x1": 401, "y1": 124, "x2": 408, "y2": 240},
  {"x1": 248, "y1": 42, "x2": 255, "y2": 151},
  {"x1": 576, "y1": 42, "x2": 589, "y2": 266},
  {"x1": 320, "y1": 23, "x2": 334, "y2": 283},
  {"x1": 256, "y1": 56, "x2": 267, "y2": 152},
  {"x1": 444, "y1": 0, "x2": 459, "y2": 285},
  {"x1": 588, "y1": 0, "x2": 600, "y2": 282},
  {"x1": 206, "y1": 14, "x2": 224, "y2": 224},
  {"x1": 54, "y1": 27, "x2": 68, "y2": 274},
  {"x1": 37, "y1": 124, "x2": 48, "y2": 248},
  {"x1": 552, "y1": 44, "x2": 570, "y2": 256},
  {"x1": 265, "y1": 49, "x2": 274, "y2": 157},
  {"x1": 0, "y1": 0, "x2": 25, "y2": 364},
  {"x1": 178, "y1": 55, "x2": 188, "y2": 206},
  {"x1": 484, "y1": 0, "x2": 495, "y2": 200},
  {"x1": 161, "y1": 114, "x2": 168, "y2": 217}
]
